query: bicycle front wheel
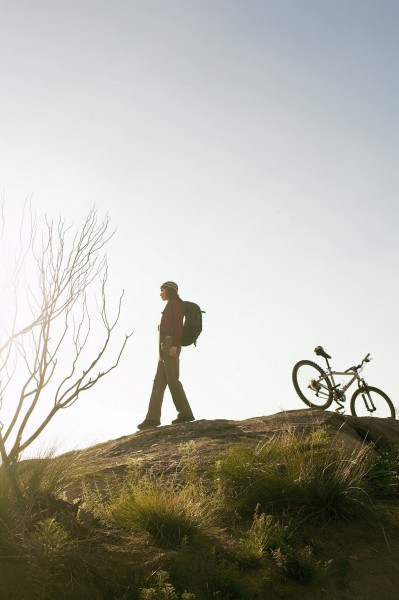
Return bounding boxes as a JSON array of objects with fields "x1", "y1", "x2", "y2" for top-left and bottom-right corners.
[
  {"x1": 350, "y1": 386, "x2": 396, "y2": 418},
  {"x1": 292, "y1": 360, "x2": 333, "y2": 409}
]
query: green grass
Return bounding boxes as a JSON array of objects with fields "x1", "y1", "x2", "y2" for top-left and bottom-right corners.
[
  {"x1": 140, "y1": 570, "x2": 196, "y2": 600},
  {"x1": 238, "y1": 506, "x2": 290, "y2": 567},
  {"x1": 366, "y1": 443, "x2": 399, "y2": 500},
  {"x1": 1, "y1": 428, "x2": 399, "y2": 599},
  {"x1": 24, "y1": 517, "x2": 75, "y2": 600},
  {"x1": 214, "y1": 428, "x2": 384, "y2": 523},
  {"x1": 271, "y1": 544, "x2": 321, "y2": 584},
  {"x1": 85, "y1": 471, "x2": 221, "y2": 548}
]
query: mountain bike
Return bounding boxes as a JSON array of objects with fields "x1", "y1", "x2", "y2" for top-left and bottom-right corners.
[{"x1": 292, "y1": 346, "x2": 395, "y2": 418}]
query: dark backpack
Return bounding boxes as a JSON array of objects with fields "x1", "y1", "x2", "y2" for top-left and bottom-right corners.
[{"x1": 181, "y1": 301, "x2": 205, "y2": 347}]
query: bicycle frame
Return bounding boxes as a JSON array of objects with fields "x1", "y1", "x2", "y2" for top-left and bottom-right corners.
[
  {"x1": 293, "y1": 347, "x2": 395, "y2": 418},
  {"x1": 325, "y1": 368, "x2": 362, "y2": 395},
  {"x1": 318, "y1": 351, "x2": 369, "y2": 409}
]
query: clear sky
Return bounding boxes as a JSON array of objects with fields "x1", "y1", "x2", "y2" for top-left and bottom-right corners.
[{"x1": 1, "y1": 1, "x2": 398, "y2": 455}]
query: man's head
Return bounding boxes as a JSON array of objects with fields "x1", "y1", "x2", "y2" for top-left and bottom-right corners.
[{"x1": 160, "y1": 281, "x2": 179, "y2": 301}]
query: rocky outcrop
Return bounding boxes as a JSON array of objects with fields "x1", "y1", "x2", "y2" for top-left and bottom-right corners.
[{"x1": 62, "y1": 409, "x2": 399, "y2": 496}]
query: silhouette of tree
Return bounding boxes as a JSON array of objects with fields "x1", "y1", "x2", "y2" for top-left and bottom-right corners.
[{"x1": 0, "y1": 202, "x2": 131, "y2": 506}]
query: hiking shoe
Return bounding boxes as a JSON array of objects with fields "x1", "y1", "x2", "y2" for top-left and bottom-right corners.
[
  {"x1": 171, "y1": 415, "x2": 195, "y2": 425},
  {"x1": 137, "y1": 419, "x2": 160, "y2": 430}
]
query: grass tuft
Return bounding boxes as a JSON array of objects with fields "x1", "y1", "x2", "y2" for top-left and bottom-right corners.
[
  {"x1": 214, "y1": 428, "x2": 379, "y2": 523},
  {"x1": 88, "y1": 472, "x2": 220, "y2": 548}
]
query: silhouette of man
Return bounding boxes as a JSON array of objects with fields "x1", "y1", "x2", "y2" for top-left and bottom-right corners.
[{"x1": 137, "y1": 281, "x2": 195, "y2": 429}]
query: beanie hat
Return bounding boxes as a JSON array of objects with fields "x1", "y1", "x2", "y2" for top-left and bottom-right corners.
[{"x1": 161, "y1": 281, "x2": 179, "y2": 292}]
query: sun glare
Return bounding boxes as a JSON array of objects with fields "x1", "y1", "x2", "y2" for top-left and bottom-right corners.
[{"x1": 0, "y1": 205, "x2": 42, "y2": 336}]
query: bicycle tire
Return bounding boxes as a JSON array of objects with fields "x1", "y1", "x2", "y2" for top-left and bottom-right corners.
[
  {"x1": 292, "y1": 360, "x2": 333, "y2": 409},
  {"x1": 350, "y1": 386, "x2": 396, "y2": 418}
]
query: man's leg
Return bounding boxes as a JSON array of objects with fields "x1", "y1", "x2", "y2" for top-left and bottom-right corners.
[
  {"x1": 162, "y1": 339, "x2": 194, "y2": 419},
  {"x1": 145, "y1": 359, "x2": 167, "y2": 423}
]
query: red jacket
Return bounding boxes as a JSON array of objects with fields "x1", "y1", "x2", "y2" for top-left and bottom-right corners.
[{"x1": 159, "y1": 299, "x2": 184, "y2": 347}]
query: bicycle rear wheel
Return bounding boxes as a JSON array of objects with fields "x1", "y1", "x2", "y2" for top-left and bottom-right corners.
[
  {"x1": 292, "y1": 360, "x2": 333, "y2": 409},
  {"x1": 350, "y1": 386, "x2": 395, "y2": 418}
]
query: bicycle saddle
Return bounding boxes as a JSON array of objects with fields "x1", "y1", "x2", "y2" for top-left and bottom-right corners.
[{"x1": 314, "y1": 346, "x2": 331, "y2": 360}]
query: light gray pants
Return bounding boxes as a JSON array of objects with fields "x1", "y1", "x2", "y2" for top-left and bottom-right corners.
[{"x1": 146, "y1": 337, "x2": 193, "y2": 422}]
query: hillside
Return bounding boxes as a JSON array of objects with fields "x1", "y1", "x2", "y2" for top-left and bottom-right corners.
[
  {"x1": 62, "y1": 408, "x2": 399, "y2": 489},
  {"x1": 1, "y1": 409, "x2": 399, "y2": 600}
]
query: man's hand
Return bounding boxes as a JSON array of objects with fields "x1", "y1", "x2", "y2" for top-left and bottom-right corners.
[{"x1": 169, "y1": 346, "x2": 178, "y2": 358}]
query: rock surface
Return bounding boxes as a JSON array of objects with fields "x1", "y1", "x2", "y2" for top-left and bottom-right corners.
[{"x1": 63, "y1": 409, "x2": 399, "y2": 494}]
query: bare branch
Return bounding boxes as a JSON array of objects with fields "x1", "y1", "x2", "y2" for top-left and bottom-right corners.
[{"x1": 0, "y1": 204, "x2": 131, "y2": 469}]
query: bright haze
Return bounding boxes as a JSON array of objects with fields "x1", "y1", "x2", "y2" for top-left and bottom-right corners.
[{"x1": 0, "y1": 1, "x2": 398, "y2": 455}]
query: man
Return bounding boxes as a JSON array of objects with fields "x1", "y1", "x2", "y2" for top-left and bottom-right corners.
[{"x1": 137, "y1": 281, "x2": 195, "y2": 429}]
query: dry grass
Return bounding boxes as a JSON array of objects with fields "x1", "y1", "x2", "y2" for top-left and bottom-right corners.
[{"x1": 214, "y1": 428, "x2": 381, "y2": 523}]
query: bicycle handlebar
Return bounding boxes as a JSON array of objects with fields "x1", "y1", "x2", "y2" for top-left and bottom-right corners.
[
  {"x1": 345, "y1": 353, "x2": 371, "y2": 373},
  {"x1": 314, "y1": 346, "x2": 371, "y2": 372}
]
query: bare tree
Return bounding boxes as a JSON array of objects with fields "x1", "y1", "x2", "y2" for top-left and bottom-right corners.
[{"x1": 0, "y1": 205, "x2": 131, "y2": 503}]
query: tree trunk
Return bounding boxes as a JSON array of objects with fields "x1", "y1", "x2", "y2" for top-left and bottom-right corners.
[{"x1": 0, "y1": 433, "x2": 25, "y2": 512}]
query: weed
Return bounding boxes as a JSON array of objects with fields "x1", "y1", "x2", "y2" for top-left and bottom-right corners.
[
  {"x1": 272, "y1": 544, "x2": 321, "y2": 584},
  {"x1": 309, "y1": 428, "x2": 329, "y2": 446},
  {"x1": 366, "y1": 444, "x2": 399, "y2": 500},
  {"x1": 204, "y1": 557, "x2": 253, "y2": 599},
  {"x1": 140, "y1": 570, "x2": 196, "y2": 600},
  {"x1": 239, "y1": 506, "x2": 289, "y2": 567},
  {"x1": 25, "y1": 517, "x2": 74, "y2": 600},
  {"x1": 0, "y1": 482, "x2": 19, "y2": 551}
]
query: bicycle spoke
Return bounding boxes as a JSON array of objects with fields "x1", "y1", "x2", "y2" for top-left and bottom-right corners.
[
  {"x1": 350, "y1": 386, "x2": 395, "y2": 418},
  {"x1": 294, "y1": 351, "x2": 396, "y2": 419},
  {"x1": 292, "y1": 360, "x2": 333, "y2": 409}
]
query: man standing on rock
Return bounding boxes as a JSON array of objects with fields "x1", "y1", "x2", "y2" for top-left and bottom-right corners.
[{"x1": 137, "y1": 281, "x2": 195, "y2": 430}]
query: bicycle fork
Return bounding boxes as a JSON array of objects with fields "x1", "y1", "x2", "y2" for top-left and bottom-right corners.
[{"x1": 358, "y1": 383, "x2": 377, "y2": 414}]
